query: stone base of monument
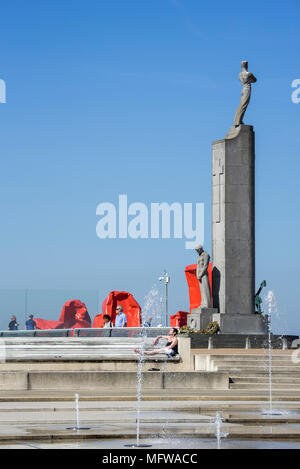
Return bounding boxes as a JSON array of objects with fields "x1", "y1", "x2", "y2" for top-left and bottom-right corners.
[
  {"x1": 218, "y1": 313, "x2": 268, "y2": 334},
  {"x1": 189, "y1": 333, "x2": 298, "y2": 349},
  {"x1": 189, "y1": 308, "x2": 268, "y2": 335},
  {"x1": 188, "y1": 308, "x2": 219, "y2": 331}
]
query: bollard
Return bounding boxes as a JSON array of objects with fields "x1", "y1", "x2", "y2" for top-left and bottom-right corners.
[
  {"x1": 282, "y1": 338, "x2": 288, "y2": 350},
  {"x1": 245, "y1": 337, "x2": 251, "y2": 349}
]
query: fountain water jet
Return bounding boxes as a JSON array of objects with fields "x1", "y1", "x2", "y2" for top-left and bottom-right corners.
[
  {"x1": 66, "y1": 393, "x2": 90, "y2": 431},
  {"x1": 214, "y1": 412, "x2": 228, "y2": 449},
  {"x1": 261, "y1": 291, "x2": 283, "y2": 416},
  {"x1": 141, "y1": 285, "x2": 162, "y2": 326},
  {"x1": 124, "y1": 329, "x2": 152, "y2": 448}
]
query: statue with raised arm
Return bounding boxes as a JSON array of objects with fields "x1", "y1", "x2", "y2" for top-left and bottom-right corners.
[
  {"x1": 234, "y1": 61, "x2": 257, "y2": 127},
  {"x1": 255, "y1": 280, "x2": 267, "y2": 314},
  {"x1": 195, "y1": 244, "x2": 211, "y2": 308}
]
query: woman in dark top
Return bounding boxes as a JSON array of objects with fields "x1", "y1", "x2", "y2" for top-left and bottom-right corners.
[
  {"x1": 103, "y1": 314, "x2": 113, "y2": 328},
  {"x1": 134, "y1": 328, "x2": 179, "y2": 357}
]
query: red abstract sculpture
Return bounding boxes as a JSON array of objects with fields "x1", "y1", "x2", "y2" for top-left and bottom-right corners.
[
  {"x1": 92, "y1": 291, "x2": 141, "y2": 328},
  {"x1": 170, "y1": 311, "x2": 189, "y2": 328},
  {"x1": 35, "y1": 299, "x2": 91, "y2": 330},
  {"x1": 185, "y1": 263, "x2": 213, "y2": 312}
]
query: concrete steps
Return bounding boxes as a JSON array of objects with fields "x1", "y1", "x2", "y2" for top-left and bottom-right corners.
[
  {"x1": 211, "y1": 357, "x2": 292, "y2": 363},
  {"x1": 232, "y1": 376, "x2": 300, "y2": 384},
  {"x1": 230, "y1": 383, "x2": 300, "y2": 390},
  {"x1": 218, "y1": 367, "x2": 300, "y2": 373},
  {"x1": 229, "y1": 371, "x2": 300, "y2": 390},
  {"x1": 211, "y1": 354, "x2": 298, "y2": 372},
  {"x1": 194, "y1": 352, "x2": 300, "y2": 391}
]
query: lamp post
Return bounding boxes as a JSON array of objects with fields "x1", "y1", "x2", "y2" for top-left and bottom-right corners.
[
  {"x1": 24, "y1": 289, "x2": 28, "y2": 330},
  {"x1": 159, "y1": 270, "x2": 170, "y2": 327}
]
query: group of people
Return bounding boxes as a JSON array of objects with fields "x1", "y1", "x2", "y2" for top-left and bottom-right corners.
[
  {"x1": 8, "y1": 307, "x2": 152, "y2": 331},
  {"x1": 103, "y1": 305, "x2": 128, "y2": 328},
  {"x1": 103, "y1": 306, "x2": 153, "y2": 329},
  {"x1": 8, "y1": 315, "x2": 36, "y2": 331}
]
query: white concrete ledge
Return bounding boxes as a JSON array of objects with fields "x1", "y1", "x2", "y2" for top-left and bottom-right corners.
[
  {"x1": 0, "y1": 336, "x2": 192, "y2": 371},
  {"x1": 26, "y1": 371, "x2": 229, "y2": 391}
]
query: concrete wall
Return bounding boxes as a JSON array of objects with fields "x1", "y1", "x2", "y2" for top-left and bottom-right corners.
[
  {"x1": 0, "y1": 369, "x2": 229, "y2": 391},
  {"x1": 27, "y1": 371, "x2": 229, "y2": 391},
  {"x1": 0, "y1": 372, "x2": 28, "y2": 390}
]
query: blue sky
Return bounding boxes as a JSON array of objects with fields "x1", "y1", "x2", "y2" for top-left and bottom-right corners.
[{"x1": 0, "y1": 0, "x2": 299, "y2": 333}]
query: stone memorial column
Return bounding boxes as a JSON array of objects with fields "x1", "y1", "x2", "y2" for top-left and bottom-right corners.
[{"x1": 212, "y1": 124, "x2": 267, "y2": 333}]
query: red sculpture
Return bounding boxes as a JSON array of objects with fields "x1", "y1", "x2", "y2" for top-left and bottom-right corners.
[
  {"x1": 35, "y1": 299, "x2": 91, "y2": 330},
  {"x1": 170, "y1": 311, "x2": 189, "y2": 328},
  {"x1": 92, "y1": 291, "x2": 141, "y2": 328}
]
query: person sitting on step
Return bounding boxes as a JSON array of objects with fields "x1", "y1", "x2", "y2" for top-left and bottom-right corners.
[{"x1": 134, "y1": 328, "x2": 179, "y2": 357}]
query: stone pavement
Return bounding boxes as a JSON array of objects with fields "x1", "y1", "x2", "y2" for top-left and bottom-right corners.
[
  {"x1": 0, "y1": 346, "x2": 299, "y2": 447},
  {"x1": 0, "y1": 391, "x2": 299, "y2": 445}
]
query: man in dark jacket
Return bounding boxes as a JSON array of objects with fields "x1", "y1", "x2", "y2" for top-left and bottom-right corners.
[{"x1": 8, "y1": 316, "x2": 19, "y2": 330}]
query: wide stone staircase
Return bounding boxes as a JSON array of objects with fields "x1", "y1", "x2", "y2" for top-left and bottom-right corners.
[
  {"x1": 201, "y1": 352, "x2": 300, "y2": 391},
  {"x1": 0, "y1": 336, "x2": 230, "y2": 392}
]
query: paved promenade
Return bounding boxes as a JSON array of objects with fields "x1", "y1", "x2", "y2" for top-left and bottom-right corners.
[{"x1": 0, "y1": 389, "x2": 299, "y2": 447}]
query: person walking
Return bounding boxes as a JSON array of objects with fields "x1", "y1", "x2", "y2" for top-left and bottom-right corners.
[
  {"x1": 25, "y1": 314, "x2": 36, "y2": 330},
  {"x1": 114, "y1": 305, "x2": 127, "y2": 327},
  {"x1": 103, "y1": 314, "x2": 113, "y2": 328},
  {"x1": 143, "y1": 316, "x2": 152, "y2": 327},
  {"x1": 8, "y1": 315, "x2": 19, "y2": 330}
]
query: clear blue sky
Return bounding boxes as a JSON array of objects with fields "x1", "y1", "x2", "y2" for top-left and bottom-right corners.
[{"x1": 0, "y1": 0, "x2": 299, "y2": 333}]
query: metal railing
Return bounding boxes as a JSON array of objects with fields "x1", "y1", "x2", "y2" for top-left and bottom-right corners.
[
  {"x1": 0, "y1": 327, "x2": 171, "y2": 338},
  {"x1": 74, "y1": 327, "x2": 171, "y2": 338},
  {"x1": 0, "y1": 329, "x2": 72, "y2": 338}
]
